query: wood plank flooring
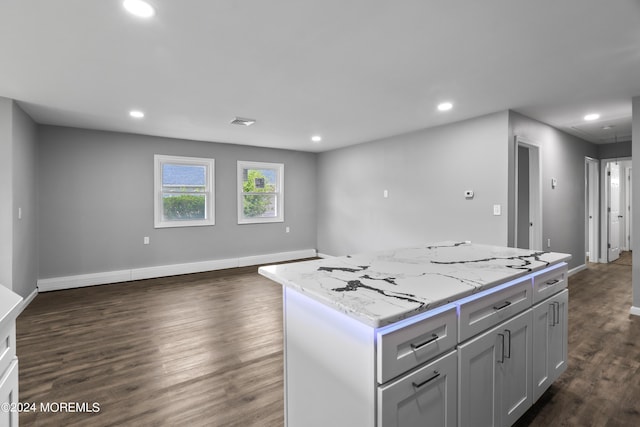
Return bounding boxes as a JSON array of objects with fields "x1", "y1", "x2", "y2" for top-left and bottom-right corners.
[
  {"x1": 16, "y1": 266, "x2": 285, "y2": 427},
  {"x1": 16, "y1": 254, "x2": 640, "y2": 426}
]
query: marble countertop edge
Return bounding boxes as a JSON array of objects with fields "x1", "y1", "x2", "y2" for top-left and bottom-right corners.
[{"x1": 258, "y1": 242, "x2": 571, "y2": 328}]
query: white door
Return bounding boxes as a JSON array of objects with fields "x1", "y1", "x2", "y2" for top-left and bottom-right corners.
[{"x1": 608, "y1": 163, "x2": 621, "y2": 262}]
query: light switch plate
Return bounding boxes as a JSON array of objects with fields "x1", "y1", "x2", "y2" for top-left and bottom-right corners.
[{"x1": 493, "y1": 204, "x2": 501, "y2": 215}]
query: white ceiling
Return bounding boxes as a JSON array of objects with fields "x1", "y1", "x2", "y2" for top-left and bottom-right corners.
[{"x1": 1, "y1": 0, "x2": 639, "y2": 152}]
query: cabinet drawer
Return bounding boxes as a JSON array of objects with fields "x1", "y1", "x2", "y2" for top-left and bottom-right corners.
[
  {"x1": 378, "y1": 349, "x2": 457, "y2": 427},
  {"x1": 459, "y1": 278, "x2": 532, "y2": 342},
  {"x1": 0, "y1": 323, "x2": 16, "y2": 382},
  {"x1": 377, "y1": 305, "x2": 457, "y2": 384},
  {"x1": 533, "y1": 263, "x2": 568, "y2": 304}
]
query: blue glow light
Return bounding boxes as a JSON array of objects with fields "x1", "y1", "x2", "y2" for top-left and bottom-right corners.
[
  {"x1": 375, "y1": 302, "x2": 457, "y2": 335},
  {"x1": 283, "y1": 262, "x2": 567, "y2": 340},
  {"x1": 454, "y1": 262, "x2": 567, "y2": 315}
]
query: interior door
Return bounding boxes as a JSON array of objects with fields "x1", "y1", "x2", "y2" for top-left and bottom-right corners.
[{"x1": 608, "y1": 163, "x2": 621, "y2": 262}]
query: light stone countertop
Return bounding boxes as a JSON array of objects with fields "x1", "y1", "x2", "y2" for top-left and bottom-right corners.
[{"x1": 259, "y1": 241, "x2": 571, "y2": 328}]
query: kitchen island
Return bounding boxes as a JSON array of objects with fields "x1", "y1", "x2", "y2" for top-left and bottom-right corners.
[{"x1": 259, "y1": 241, "x2": 571, "y2": 427}]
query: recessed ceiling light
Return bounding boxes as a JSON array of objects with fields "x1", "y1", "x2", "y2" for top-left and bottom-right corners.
[
  {"x1": 437, "y1": 102, "x2": 453, "y2": 112},
  {"x1": 311, "y1": 135, "x2": 322, "y2": 143},
  {"x1": 584, "y1": 113, "x2": 600, "y2": 121},
  {"x1": 123, "y1": 0, "x2": 155, "y2": 18},
  {"x1": 230, "y1": 117, "x2": 256, "y2": 126},
  {"x1": 129, "y1": 110, "x2": 145, "y2": 119}
]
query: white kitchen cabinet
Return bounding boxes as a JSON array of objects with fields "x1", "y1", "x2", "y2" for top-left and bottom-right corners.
[
  {"x1": 0, "y1": 285, "x2": 21, "y2": 427},
  {"x1": 532, "y1": 289, "x2": 568, "y2": 401},
  {"x1": 458, "y1": 309, "x2": 533, "y2": 427},
  {"x1": 260, "y1": 244, "x2": 570, "y2": 427},
  {"x1": 0, "y1": 359, "x2": 18, "y2": 427},
  {"x1": 378, "y1": 350, "x2": 457, "y2": 427}
]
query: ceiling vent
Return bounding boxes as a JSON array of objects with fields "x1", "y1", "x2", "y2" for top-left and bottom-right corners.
[{"x1": 230, "y1": 117, "x2": 256, "y2": 126}]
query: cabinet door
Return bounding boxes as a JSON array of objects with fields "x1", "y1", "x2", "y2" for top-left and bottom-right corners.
[
  {"x1": 378, "y1": 350, "x2": 457, "y2": 427},
  {"x1": 0, "y1": 359, "x2": 18, "y2": 427},
  {"x1": 459, "y1": 310, "x2": 533, "y2": 427},
  {"x1": 532, "y1": 289, "x2": 568, "y2": 401},
  {"x1": 459, "y1": 326, "x2": 502, "y2": 427},
  {"x1": 499, "y1": 310, "x2": 533, "y2": 427}
]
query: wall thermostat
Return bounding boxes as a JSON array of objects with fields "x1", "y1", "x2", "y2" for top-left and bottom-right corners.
[{"x1": 464, "y1": 190, "x2": 474, "y2": 199}]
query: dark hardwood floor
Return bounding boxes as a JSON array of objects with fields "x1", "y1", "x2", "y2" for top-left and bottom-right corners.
[
  {"x1": 16, "y1": 266, "x2": 285, "y2": 427},
  {"x1": 16, "y1": 253, "x2": 640, "y2": 426},
  {"x1": 515, "y1": 251, "x2": 640, "y2": 427}
]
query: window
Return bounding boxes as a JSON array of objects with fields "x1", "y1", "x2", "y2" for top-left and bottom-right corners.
[
  {"x1": 154, "y1": 155, "x2": 214, "y2": 228},
  {"x1": 237, "y1": 161, "x2": 284, "y2": 224}
]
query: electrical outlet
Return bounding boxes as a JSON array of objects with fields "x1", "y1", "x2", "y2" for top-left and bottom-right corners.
[
  {"x1": 383, "y1": 190, "x2": 389, "y2": 198},
  {"x1": 493, "y1": 204, "x2": 501, "y2": 216},
  {"x1": 286, "y1": 227, "x2": 290, "y2": 233},
  {"x1": 144, "y1": 236, "x2": 150, "y2": 245}
]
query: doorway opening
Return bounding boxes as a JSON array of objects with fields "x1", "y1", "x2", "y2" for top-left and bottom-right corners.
[
  {"x1": 601, "y1": 158, "x2": 632, "y2": 263},
  {"x1": 514, "y1": 137, "x2": 542, "y2": 251}
]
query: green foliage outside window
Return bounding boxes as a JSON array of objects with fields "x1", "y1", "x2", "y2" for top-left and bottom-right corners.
[
  {"x1": 243, "y1": 169, "x2": 275, "y2": 218},
  {"x1": 163, "y1": 194, "x2": 206, "y2": 220}
]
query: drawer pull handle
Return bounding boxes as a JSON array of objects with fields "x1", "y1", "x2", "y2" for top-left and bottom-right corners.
[
  {"x1": 411, "y1": 334, "x2": 439, "y2": 351},
  {"x1": 412, "y1": 371, "x2": 440, "y2": 389},
  {"x1": 493, "y1": 301, "x2": 511, "y2": 311},
  {"x1": 504, "y1": 329, "x2": 512, "y2": 359},
  {"x1": 544, "y1": 279, "x2": 560, "y2": 287}
]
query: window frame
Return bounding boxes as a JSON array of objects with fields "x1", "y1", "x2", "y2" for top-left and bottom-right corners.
[
  {"x1": 154, "y1": 154, "x2": 215, "y2": 228},
  {"x1": 237, "y1": 160, "x2": 284, "y2": 224}
]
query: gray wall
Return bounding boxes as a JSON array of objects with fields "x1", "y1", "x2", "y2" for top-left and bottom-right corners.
[
  {"x1": 0, "y1": 98, "x2": 12, "y2": 291},
  {"x1": 598, "y1": 140, "x2": 632, "y2": 160},
  {"x1": 508, "y1": 111, "x2": 598, "y2": 270},
  {"x1": 38, "y1": 126, "x2": 317, "y2": 279},
  {"x1": 316, "y1": 111, "x2": 510, "y2": 256},
  {"x1": 12, "y1": 103, "x2": 38, "y2": 297},
  {"x1": 0, "y1": 98, "x2": 39, "y2": 297}
]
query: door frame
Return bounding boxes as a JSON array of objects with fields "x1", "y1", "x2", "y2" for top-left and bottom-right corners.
[
  {"x1": 600, "y1": 157, "x2": 631, "y2": 262},
  {"x1": 514, "y1": 136, "x2": 542, "y2": 251},
  {"x1": 585, "y1": 157, "x2": 599, "y2": 264}
]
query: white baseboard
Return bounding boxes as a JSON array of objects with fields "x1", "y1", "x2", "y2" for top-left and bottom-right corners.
[
  {"x1": 38, "y1": 249, "x2": 317, "y2": 292},
  {"x1": 316, "y1": 252, "x2": 336, "y2": 259},
  {"x1": 568, "y1": 264, "x2": 587, "y2": 276},
  {"x1": 17, "y1": 288, "x2": 38, "y2": 315},
  {"x1": 630, "y1": 306, "x2": 640, "y2": 317}
]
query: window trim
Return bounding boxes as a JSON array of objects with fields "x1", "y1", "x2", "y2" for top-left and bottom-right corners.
[
  {"x1": 154, "y1": 154, "x2": 215, "y2": 228},
  {"x1": 237, "y1": 160, "x2": 284, "y2": 224}
]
